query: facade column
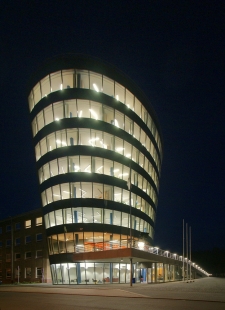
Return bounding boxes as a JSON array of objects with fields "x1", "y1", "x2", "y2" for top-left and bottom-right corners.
[
  {"x1": 155, "y1": 263, "x2": 158, "y2": 283},
  {"x1": 164, "y1": 264, "x2": 167, "y2": 282}
]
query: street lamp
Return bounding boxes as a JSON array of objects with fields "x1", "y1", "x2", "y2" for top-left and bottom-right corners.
[{"x1": 164, "y1": 250, "x2": 169, "y2": 257}]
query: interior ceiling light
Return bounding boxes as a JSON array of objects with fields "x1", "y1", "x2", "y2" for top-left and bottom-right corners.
[
  {"x1": 84, "y1": 165, "x2": 91, "y2": 172},
  {"x1": 116, "y1": 95, "x2": 119, "y2": 101},
  {"x1": 100, "y1": 140, "x2": 107, "y2": 148},
  {"x1": 114, "y1": 119, "x2": 119, "y2": 128},
  {"x1": 96, "y1": 166, "x2": 103, "y2": 172},
  {"x1": 118, "y1": 173, "x2": 129, "y2": 177},
  {"x1": 89, "y1": 109, "x2": 98, "y2": 120},
  {"x1": 89, "y1": 137, "x2": 99, "y2": 143},
  {"x1": 116, "y1": 147, "x2": 124, "y2": 151},
  {"x1": 138, "y1": 242, "x2": 145, "y2": 249},
  {"x1": 74, "y1": 165, "x2": 80, "y2": 171},
  {"x1": 93, "y1": 83, "x2": 99, "y2": 92},
  {"x1": 56, "y1": 139, "x2": 67, "y2": 146}
]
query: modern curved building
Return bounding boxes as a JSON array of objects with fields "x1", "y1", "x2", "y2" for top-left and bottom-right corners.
[{"x1": 28, "y1": 54, "x2": 163, "y2": 284}]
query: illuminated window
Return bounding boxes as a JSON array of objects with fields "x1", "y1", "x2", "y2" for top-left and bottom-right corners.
[
  {"x1": 25, "y1": 220, "x2": 31, "y2": 229},
  {"x1": 36, "y1": 217, "x2": 42, "y2": 226}
]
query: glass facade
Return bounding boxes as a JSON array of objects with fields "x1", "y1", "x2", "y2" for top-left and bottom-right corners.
[
  {"x1": 51, "y1": 262, "x2": 131, "y2": 285},
  {"x1": 50, "y1": 262, "x2": 182, "y2": 285},
  {"x1": 29, "y1": 70, "x2": 162, "y2": 159},
  {"x1": 28, "y1": 55, "x2": 163, "y2": 284},
  {"x1": 32, "y1": 99, "x2": 161, "y2": 172}
]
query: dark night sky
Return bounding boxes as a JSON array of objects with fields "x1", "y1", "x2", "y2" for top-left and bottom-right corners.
[{"x1": 0, "y1": 1, "x2": 224, "y2": 253}]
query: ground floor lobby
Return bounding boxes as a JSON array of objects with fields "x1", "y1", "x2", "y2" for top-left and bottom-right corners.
[
  {"x1": 51, "y1": 261, "x2": 182, "y2": 284},
  {"x1": 49, "y1": 248, "x2": 201, "y2": 285}
]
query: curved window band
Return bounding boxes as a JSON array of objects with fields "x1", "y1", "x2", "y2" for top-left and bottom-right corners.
[
  {"x1": 28, "y1": 69, "x2": 162, "y2": 157},
  {"x1": 45, "y1": 207, "x2": 154, "y2": 237},
  {"x1": 41, "y1": 182, "x2": 156, "y2": 222},
  {"x1": 35, "y1": 128, "x2": 160, "y2": 184},
  {"x1": 47, "y1": 231, "x2": 153, "y2": 257},
  {"x1": 38, "y1": 156, "x2": 158, "y2": 203},
  {"x1": 32, "y1": 99, "x2": 161, "y2": 169}
]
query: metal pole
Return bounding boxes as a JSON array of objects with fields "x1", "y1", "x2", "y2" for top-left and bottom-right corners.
[
  {"x1": 183, "y1": 219, "x2": 185, "y2": 282},
  {"x1": 130, "y1": 258, "x2": 133, "y2": 287},
  {"x1": 11, "y1": 217, "x2": 14, "y2": 284},
  {"x1": 189, "y1": 226, "x2": 191, "y2": 282},
  {"x1": 186, "y1": 223, "x2": 188, "y2": 282},
  {"x1": 129, "y1": 187, "x2": 132, "y2": 247}
]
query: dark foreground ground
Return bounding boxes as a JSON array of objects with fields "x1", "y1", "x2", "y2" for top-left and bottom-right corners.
[{"x1": 0, "y1": 277, "x2": 224, "y2": 310}]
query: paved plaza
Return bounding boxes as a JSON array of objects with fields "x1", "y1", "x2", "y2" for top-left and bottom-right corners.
[{"x1": 0, "y1": 277, "x2": 224, "y2": 309}]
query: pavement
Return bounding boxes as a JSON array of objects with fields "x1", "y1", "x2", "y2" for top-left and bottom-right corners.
[{"x1": 0, "y1": 277, "x2": 225, "y2": 303}]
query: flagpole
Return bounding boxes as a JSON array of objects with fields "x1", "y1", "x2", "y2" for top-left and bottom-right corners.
[
  {"x1": 183, "y1": 219, "x2": 185, "y2": 282},
  {"x1": 189, "y1": 226, "x2": 191, "y2": 282},
  {"x1": 186, "y1": 223, "x2": 189, "y2": 282}
]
